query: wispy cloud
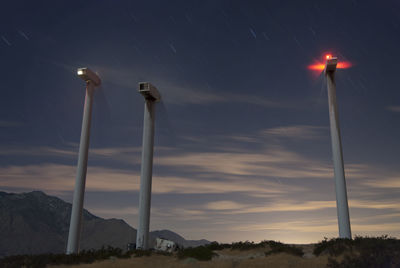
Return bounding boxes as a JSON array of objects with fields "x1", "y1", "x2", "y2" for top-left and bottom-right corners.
[
  {"x1": 1, "y1": 160, "x2": 399, "y2": 243},
  {"x1": 0, "y1": 139, "x2": 379, "y2": 191},
  {"x1": 205, "y1": 201, "x2": 247, "y2": 210},
  {"x1": 231, "y1": 219, "x2": 338, "y2": 233},
  {"x1": 231, "y1": 220, "x2": 400, "y2": 234},
  {"x1": 1, "y1": 143, "x2": 366, "y2": 182},
  {"x1": 220, "y1": 92, "x2": 292, "y2": 108},
  {"x1": 261, "y1": 125, "x2": 328, "y2": 139},
  {"x1": 349, "y1": 199, "x2": 400, "y2": 210},
  {"x1": 0, "y1": 146, "x2": 76, "y2": 158},
  {"x1": 36, "y1": 61, "x2": 289, "y2": 108},
  {"x1": 160, "y1": 83, "x2": 298, "y2": 108},
  {"x1": 156, "y1": 148, "x2": 368, "y2": 180},
  {"x1": 0, "y1": 145, "x2": 144, "y2": 164},
  {"x1": 0, "y1": 164, "x2": 135, "y2": 193},
  {"x1": 90, "y1": 206, "x2": 138, "y2": 217},
  {"x1": 204, "y1": 200, "x2": 336, "y2": 214},
  {"x1": 146, "y1": 81, "x2": 291, "y2": 108},
  {"x1": 386, "y1": 106, "x2": 400, "y2": 112},
  {"x1": 3, "y1": 162, "x2": 393, "y2": 211},
  {"x1": 0, "y1": 163, "x2": 299, "y2": 195},
  {"x1": 0, "y1": 120, "x2": 23, "y2": 127},
  {"x1": 202, "y1": 199, "x2": 400, "y2": 215},
  {"x1": 181, "y1": 124, "x2": 329, "y2": 148},
  {"x1": 90, "y1": 65, "x2": 292, "y2": 108},
  {"x1": 362, "y1": 177, "x2": 400, "y2": 188},
  {"x1": 2, "y1": 125, "x2": 399, "y2": 243}
]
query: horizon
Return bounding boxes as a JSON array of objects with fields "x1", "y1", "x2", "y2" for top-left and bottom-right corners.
[
  {"x1": 2, "y1": 189, "x2": 385, "y2": 245},
  {"x1": 1, "y1": 0, "x2": 400, "y2": 245}
]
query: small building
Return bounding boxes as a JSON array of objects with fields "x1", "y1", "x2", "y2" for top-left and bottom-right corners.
[{"x1": 154, "y1": 238, "x2": 177, "y2": 252}]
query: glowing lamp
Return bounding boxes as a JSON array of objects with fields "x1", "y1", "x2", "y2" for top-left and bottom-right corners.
[{"x1": 77, "y1": 68, "x2": 101, "y2": 86}]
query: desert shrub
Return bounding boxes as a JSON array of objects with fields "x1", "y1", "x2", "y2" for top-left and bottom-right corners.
[
  {"x1": 264, "y1": 241, "x2": 304, "y2": 257},
  {"x1": 313, "y1": 237, "x2": 353, "y2": 256},
  {"x1": 230, "y1": 240, "x2": 270, "y2": 251},
  {"x1": 133, "y1": 248, "x2": 175, "y2": 257},
  {"x1": 209, "y1": 240, "x2": 298, "y2": 252},
  {"x1": 327, "y1": 250, "x2": 400, "y2": 268},
  {"x1": 133, "y1": 249, "x2": 152, "y2": 257},
  {"x1": 0, "y1": 253, "x2": 94, "y2": 268},
  {"x1": 0, "y1": 246, "x2": 132, "y2": 268},
  {"x1": 154, "y1": 251, "x2": 173, "y2": 256},
  {"x1": 327, "y1": 236, "x2": 400, "y2": 268},
  {"x1": 205, "y1": 241, "x2": 231, "y2": 250},
  {"x1": 177, "y1": 246, "x2": 217, "y2": 261}
]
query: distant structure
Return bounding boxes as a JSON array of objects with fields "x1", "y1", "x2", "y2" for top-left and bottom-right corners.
[
  {"x1": 66, "y1": 68, "x2": 101, "y2": 254},
  {"x1": 325, "y1": 56, "x2": 352, "y2": 239},
  {"x1": 136, "y1": 82, "x2": 161, "y2": 249},
  {"x1": 155, "y1": 238, "x2": 177, "y2": 252},
  {"x1": 126, "y1": 243, "x2": 136, "y2": 251}
]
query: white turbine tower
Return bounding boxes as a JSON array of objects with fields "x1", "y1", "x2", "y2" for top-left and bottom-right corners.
[
  {"x1": 325, "y1": 56, "x2": 352, "y2": 239},
  {"x1": 67, "y1": 68, "x2": 101, "y2": 254},
  {"x1": 136, "y1": 82, "x2": 161, "y2": 249}
]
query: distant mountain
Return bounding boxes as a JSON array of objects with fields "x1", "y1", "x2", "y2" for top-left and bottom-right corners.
[{"x1": 0, "y1": 191, "x2": 209, "y2": 257}]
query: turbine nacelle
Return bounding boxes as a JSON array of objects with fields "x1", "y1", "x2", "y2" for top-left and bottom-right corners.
[
  {"x1": 77, "y1": 68, "x2": 101, "y2": 86},
  {"x1": 138, "y1": 82, "x2": 161, "y2": 102},
  {"x1": 325, "y1": 57, "x2": 338, "y2": 73}
]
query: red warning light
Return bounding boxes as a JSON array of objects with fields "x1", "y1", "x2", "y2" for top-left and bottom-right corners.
[
  {"x1": 307, "y1": 54, "x2": 352, "y2": 73},
  {"x1": 307, "y1": 64, "x2": 325, "y2": 71},
  {"x1": 337, "y1": 61, "x2": 352, "y2": 69}
]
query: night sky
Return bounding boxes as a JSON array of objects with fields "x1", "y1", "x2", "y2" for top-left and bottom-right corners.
[{"x1": 1, "y1": 0, "x2": 400, "y2": 243}]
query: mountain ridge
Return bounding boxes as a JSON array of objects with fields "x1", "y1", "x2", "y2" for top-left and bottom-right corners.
[{"x1": 0, "y1": 191, "x2": 209, "y2": 257}]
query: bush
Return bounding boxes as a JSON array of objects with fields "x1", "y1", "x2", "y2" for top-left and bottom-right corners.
[
  {"x1": 154, "y1": 251, "x2": 173, "y2": 257},
  {"x1": 133, "y1": 249, "x2": 152, "y2": 257},
  {"x1": 0, "y1": 246, "x2": 132, "y2": 268},
  {"x1": 313, "y1": 237, "x2": 353, "y2": 256},
  {"x1": 326, "y1": 236, "x2": 400, "y2": 268},
  {"x1": 264, "y1": 241, "x2": 304, "y2": 257},
  {"x1": 230, "y1": 240, "x2": 270, "y2": 251},
  {"x1": 177, "y1": 246, "x2": 217, "y2": 261},
  {"x1": 205, "y1": 241, "x2": 231, "y2": 251}
]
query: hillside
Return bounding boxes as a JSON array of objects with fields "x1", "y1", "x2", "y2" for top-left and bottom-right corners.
[{"x1": 0, "y1": 191, "x2": 209, "y2": 256}]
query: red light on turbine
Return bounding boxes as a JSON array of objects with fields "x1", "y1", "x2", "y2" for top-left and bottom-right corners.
[
  {"x1": 337, "y1": 61, "x2": 352, "y2": 69},
  {"x1": 307, "y1": 64, "x2": 325, "y2": 71},
  {"x1": 307, "y1": 54, "x2": 353, "y2": 73}
]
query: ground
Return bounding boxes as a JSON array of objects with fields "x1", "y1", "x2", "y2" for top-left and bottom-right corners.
[{"x1": 49, "y1": 245, "x2": 331, "y2": 268}]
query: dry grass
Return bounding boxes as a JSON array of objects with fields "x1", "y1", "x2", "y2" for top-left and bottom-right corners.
[
  {"x1": 49, "y1": 246, "x2": 331, "y2": 268},
  {"x1": 18, "y1": 236, "x2": 399, "y2": 268}
]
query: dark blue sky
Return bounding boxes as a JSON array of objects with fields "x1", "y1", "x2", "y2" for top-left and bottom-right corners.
[{"x1": 1, "y1": 0, "x2": 400, "y2": 243}]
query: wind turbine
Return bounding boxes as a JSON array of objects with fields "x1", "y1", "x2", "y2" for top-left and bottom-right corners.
[
  {"x1": 136, "y1": 82, "x2": 161, "y2": 249},
  {"x1": 308, "y1": 55, "x2": 352, "y2": 239},
  {"x1": 66, "y1": 68, "x2": 101, "y2": 254},
  {"x1": 324, "y1": 55, "x2": 352, "y2": 239}
]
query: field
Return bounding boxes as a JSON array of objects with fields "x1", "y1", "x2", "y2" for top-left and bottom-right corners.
[
  {"x1": 50, "y1": 246, "x2": 330, "y2": 268},
  {"x1": 2, "y1": 237, "x2": 400, "y2": 268}
]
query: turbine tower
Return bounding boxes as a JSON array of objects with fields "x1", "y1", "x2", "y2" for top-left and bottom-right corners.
[
  {"x1": 136, "y1": 82, "x2": 161, "y2": 249},
  {"x1": 325, "y1": 56, "x2": 352, "y2": 239},
  {"x1": 67, "y1": 68, "x2": 101, "y2": 254}
]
